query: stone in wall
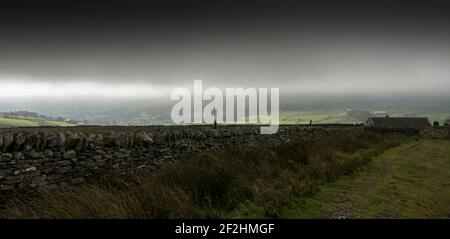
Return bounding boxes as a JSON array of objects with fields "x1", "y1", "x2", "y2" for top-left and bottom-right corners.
[
  {"x1": 135, "y1": 131, "x2": 152, "y2": 146},
  {"x1": 2, "y1": 133, "x2": 14, "y2": 152}
]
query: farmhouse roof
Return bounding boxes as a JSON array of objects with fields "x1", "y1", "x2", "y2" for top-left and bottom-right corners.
[{"x1": 366, "y1": 117, "x2": 431, "y2": 128}]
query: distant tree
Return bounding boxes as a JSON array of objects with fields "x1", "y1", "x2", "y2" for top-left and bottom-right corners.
[
  {"x1": 433, "y1": 121, "x2": 440, "y2": 126},
  {"x1": 15, "y1": 111, "x2": 38, "y2": 118}
]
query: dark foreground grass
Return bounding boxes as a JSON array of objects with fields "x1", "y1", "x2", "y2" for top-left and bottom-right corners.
[{"x1": 0, "y1": 133, "x2": 407, "y2": 218}]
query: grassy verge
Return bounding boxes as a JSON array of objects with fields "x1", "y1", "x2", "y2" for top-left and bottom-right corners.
[
  {"x1": 281, "y1": 139, "x2": 450, "y2": 218},
  {"x1": 0, "y1": 133, "x2": 408, "y2": 219}
]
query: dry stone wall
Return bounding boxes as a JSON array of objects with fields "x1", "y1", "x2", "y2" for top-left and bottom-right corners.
[{"x1": 0, "y1": 125, "x2": 364, "y2": 193}]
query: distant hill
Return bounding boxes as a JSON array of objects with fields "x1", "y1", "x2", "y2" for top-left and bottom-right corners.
[{"x1": 0, "y1": 111, "x2": 78, "y2": 127}]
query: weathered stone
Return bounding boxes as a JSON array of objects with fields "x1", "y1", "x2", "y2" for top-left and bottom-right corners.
[
  {"x1": 169, "y1": 131, "x2": 177, "y2": 139},
  {"x1": 24, "y1": 143, "x2": 34, "y2": 152},
  {"x1": 135, "y1": 131, "x2": 153, "y2": 145},
  {"x1": 181, "y1": 129, "x2": 191, "y2": 138},
  {"x1": 75, "y1": 132, "x2": 87, "y2": 151},
  {"x1": 154, "y1": 133, "x2": 167, "y2": 145},
  {"x1": 104, "y1": 154, "x2": 114, "y2": 160},
  {"x1": 113, "y1": 132, "x2": 127, "y2": 147},
  {"x1": 58, "y1": 133, "x2": 66, "y2": 148},
  {"x1": 0, "y1": 153, "x2": 13, "y2": 162},
  {"x1": 92, "y1": 155, "x2": 102, "y2": 160},
  {"x1": 85, "y1": 133, "x2": 97, "y2": 149},
  {"x1": 207, "y1": 129, "x2": 221, "y2": 137},
  {"x1": 126, "y1": 132, "x2": 135, "y2": 146},
  {"x1": 38, "y1": 132, "x2": 48, "y2": 151},
  {"x1": 30, "y1": 150, "x2": 41, "y2": 159},
  {"x1": 70, "y1": 177, "x2": 85, "y2": 184},
  {"x1": 44, "y1": 149, "x2": 54, "y2": 158},
  {"x1": 53, "y1": 152, "x2": 62, "y2": 158},
  {"x1": 47, "y1": 135, "x2": 58, "y2": 148},
  {"x1": 75, "y1": 141, "x2": 85, "y2": 151},
  {"x1": 117, "y1": 153, "x2": 129, "y2": 159},
  {"x1": 94, "y1": 134, "x2": 104, "y2": 147},
  {"x1": 2, "y1": 133, "x2": 13, "y2": 152},
  {"x1": 47, "y1": 174, "x2": 65, "y2": 181},
  {"x1": 13, "y1": 132, "x2": 26, "y2": 149},
  {"x1": 63, "y1": 150, "x2": 77, "y2": 159},
  {"x1": 58, "y1": 160, "x2": 72, "y2": 166},
  {"x1": 14, "y1": 152, "x2": 24, "y2": 160},
  {"x1": 25, "y1": 166, "x2": 38, "y2": 172},
  {"x1": 197, "y1": 131, "x2": 206, "y2": 139},
  {"x1": 95, "y1": 149, "x2": 106, "y2": 155},
  {"x1": 222, "y1": 130, "x2": 232, "y2": 137},
  {"x1": 24, "y1": 133, "x2": 39, "y2": 151},
  {"x1": 54, "y1": 166, "x2": 72, "y2": 174},
  {"x1": 103, "y1": 132, "x2": 117, "y2": 147},
  {"x1": 47, "y1": 133, "x2": 65, "y2": 149},
  {"x1": 30, "y1": 169, "x2": 41, "y2": 177},
  {"x1": 65, "y1": 132, "x2": 80, "y2": 150},
  {"x1": 31, "y1": 175, "x2": 47, "y2": 187},
  {"x1": 0, "y1": 185, "x2": 15, "y2": 190}
]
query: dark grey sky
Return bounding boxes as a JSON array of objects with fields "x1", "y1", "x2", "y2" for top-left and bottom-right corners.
[{"x1": 1, "y1": 1, "x2": 450, "y2": 99}]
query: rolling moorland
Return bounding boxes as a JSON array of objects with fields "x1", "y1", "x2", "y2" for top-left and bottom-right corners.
[
  {"x1": 2, "y1": 96, "x2": 449, "y2": 126},
  {"x1": 1, "y1": 107, "x2": 449, "y2": 127},
  {"x1": 0, "y1": 129, "x2": 448, "y2": 219}
]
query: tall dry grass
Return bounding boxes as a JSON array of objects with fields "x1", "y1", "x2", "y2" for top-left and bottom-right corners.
[{"x1": 0, "y1": 132, "x2": 407, "y2": 218}]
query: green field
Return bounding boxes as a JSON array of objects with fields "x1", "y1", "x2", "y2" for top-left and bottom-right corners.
[
  {"x1": 282, "y1": 139, "x2": 450, "y2": 218},
  {"x1": 45, "y1": 120, "x2": 75, "y2": 127},
  {"x1": 0, "y1": 117, "x2": 75, "y2": 127},
  {"x1": 0, "y1": 117, "x2": 38, "y2": 127},
  {"x1": 279, "y1": 110, "x2": 356, "y2": 124}
]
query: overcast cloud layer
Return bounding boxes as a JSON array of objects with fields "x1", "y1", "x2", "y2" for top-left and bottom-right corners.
[{"x1": 1, "y1": 1, "x2": 450, "y2": 99}]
